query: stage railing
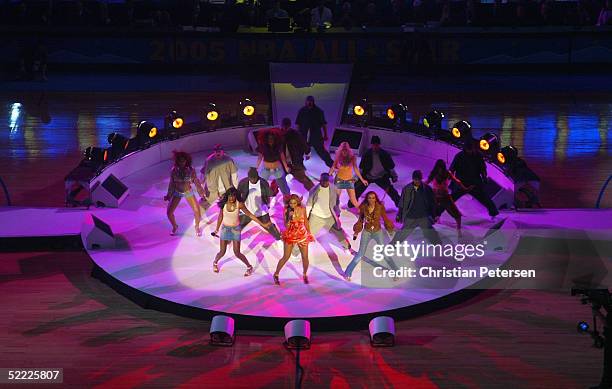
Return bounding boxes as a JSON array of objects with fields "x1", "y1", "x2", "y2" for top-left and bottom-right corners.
[
  {"x1": 0, "y1": 176, "x2": 11, "y2": 206},
  {"x1": 595, "y1": 175, "x2": 612, "y2": 209},
  {"x1": 86, "y1": 121, "x2": 516, "y2": 190},
  {"x1": 84, "y1": 124, "x2": 266, "y2": 187},
  {"x1": 344, "y1": 122, "x2": 511, "y2": 177},
  {"x1": 74, "y1": 121, "x2": 516, "y2": 210}
]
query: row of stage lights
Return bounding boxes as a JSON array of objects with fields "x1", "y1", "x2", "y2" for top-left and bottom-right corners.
[
  {"x1": 84, "y1": 99, "x2": 257, "y2": 168},
  {"x1": 85, "y1": 97, "x2": 518, "y2": 170},
  {"x1": 447, "y1": 119, "x2": 519, "y2": 167},
  {"x1": 351, "y1": 100, "x2": 520, "y2": 169},
  {"x1": 209, "y1": 315, "x2": 397, "y2": 348}
]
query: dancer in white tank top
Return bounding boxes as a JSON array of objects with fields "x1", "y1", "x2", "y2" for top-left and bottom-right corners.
[{"x1": 212, "y1": 188, "x2": 271, "y2": 276}]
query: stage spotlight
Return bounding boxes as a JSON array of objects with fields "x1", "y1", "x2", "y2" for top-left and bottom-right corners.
[
  {"x1": 423, "y1": 110, "x2": 444, "y2": 130},
  {"x1": 143, "y1": 121, "x2": 158, "y2": 138},
  {"x1": 167, "y1": 110, "x2": 184, "y2": 129},
  {"x1": 479, "y1": 132, "x2": 500, "y2": 153},
  {"x1": 353, "y1": 99, "x2": 367, "y2": 116},
  {"x1": 137, "y1": 121, "x2": 159, "y2": 147},
  {"x1": 107, "y1": 133, "x2": 129, "y2": 150},
  {"x1": 577, "y1": 321, "x2": 589, "y2": 333},
  {"x1": 107, "y1": 133, "x2": 131, "y2": 160},
  {"x1": 387, "y1": 104, "x2": 407, "y2": 129},
  {"x1": 206, "y1": 103, "x2": 219, "y2": 121},
  {"x1": 84, "y1": 146, "x2": 110, "y2": 167},
  {"x1": 369, "y1": 316, "x2": 395, "y2": 347},
  {"x1": 496, "y1": 145, "x2": 518, "y2": 166},
  {"x1": 451, "y1": 120, "x2": 472, "y2": 140},
  {"x1": 349, "y1": 99, "x2": 369, "y2": 126},
  {"x1": 284, "y1": 320, "x2": 311, "y2": 350},
  {"x1": 209, "y1": 315, "x2": 235, "y2": 346},
  {"x1": 84, "y1": 146, "x2": 103, "y2": 162},
  {"x1": 240, "y1": 98, "x2": 256, "y2": 117},
  {"x1": 202, "y1": 103, "x2": 220, "y2": 131}
]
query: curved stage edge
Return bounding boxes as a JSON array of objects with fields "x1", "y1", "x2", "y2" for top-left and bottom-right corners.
[{"x1": 90, "y1": 262, "x2": 486, "y2": 331}]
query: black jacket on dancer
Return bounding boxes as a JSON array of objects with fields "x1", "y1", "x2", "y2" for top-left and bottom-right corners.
[
  {"x1": 397, "y1": 183, "x2": 437, "y2": 225},
  {"x1": 393, "y1": 174, "x2": 442, "y2": 245},
  {"x1": 237, "y1": 169, "x2": 282, "y2": 240},
  {"x1": 284, "y1": 126, "x2": 315, "y2": 190},
  {"x1": 351, "y1": 136, "x2": 401, "y2": 208},
  {"x1": 383, "y1": 171, "x2": 441, "y2": 270},
  {"x1": 237, "y1": 176, "x2": 273, "y2": 207},
  {"x1": 449, "y1": 142, "x2": 499, "y2": 217}
]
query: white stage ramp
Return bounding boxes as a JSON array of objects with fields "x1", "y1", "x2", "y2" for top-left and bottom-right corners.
[{"x1": 269, "y1": 63, "x2": 353, "y2": 128}]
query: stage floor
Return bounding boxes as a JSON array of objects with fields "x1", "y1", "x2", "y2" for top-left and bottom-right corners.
[{"x1": 84, "y1": 149, "x2": 520, "y2": 322}]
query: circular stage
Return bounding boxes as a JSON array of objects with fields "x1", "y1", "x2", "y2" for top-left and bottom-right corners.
[{"x1": 84, "y1": 139, "x2": 520, "y2": 329}]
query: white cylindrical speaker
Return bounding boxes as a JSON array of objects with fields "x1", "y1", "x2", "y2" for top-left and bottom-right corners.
[
  {"x1": 210, "y1": 315, "x2": 235, "y2": 346},
  {"x1": 369, "y1": 316, "x2": 395, "y2": 347},
  {"x1": 284, "y1": 319, "x2": 311, "y2": 349}
]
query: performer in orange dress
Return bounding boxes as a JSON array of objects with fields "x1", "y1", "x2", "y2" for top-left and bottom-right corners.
[{"x1": 273, "y1": 194, "x2": 315, "y2": 285}]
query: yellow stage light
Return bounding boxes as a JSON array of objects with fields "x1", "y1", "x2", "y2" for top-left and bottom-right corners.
[
  {"x1": 452, "y1": 127, "x2": 462, "y2": 138},
  {"x1": 496, "y1": 152, "x2": 506, "y2": 164},
  {"x1": 172, "y1": 117, "x2": 183, "y2": 129},
  {"x1": 243, "y1": 105, "x2": 255, "y2": 116},
  {"x1": 240, "y1": 98, "x2": 256, "y2": 117},
  {"x1": 479, "y1": 132, "x2": 499, "y2": 152},
  {"x1": 451, "y1": 120, "x2": 471, "y2": 139},
  {"x1": 207, "y1": 111, "x2": 219, "y2": 121},
  {"x1": 480, "y1": 139, "x2": 490, "y2": 151}
]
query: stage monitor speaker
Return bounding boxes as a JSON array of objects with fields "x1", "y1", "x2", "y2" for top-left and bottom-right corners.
[
  {"x1": 246, "y1": 128, "x2": 262, "y2": 155},
  {"x1": 330, "y1": 127, "x2": 365, "y2": 155},
  {"x1": 485, "y1": 178, "x2": 514, "y2": 210},
  {"x1": 91, "y1": 174, "x2": 129, "y2": 208},
  {"x1": 82, "y1": 214, "x2": 115, "y2": 249}
]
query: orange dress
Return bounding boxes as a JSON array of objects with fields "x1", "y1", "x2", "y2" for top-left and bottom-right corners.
[{"x1": 281, "y1": 206, "x2": 314, "y2": 247}]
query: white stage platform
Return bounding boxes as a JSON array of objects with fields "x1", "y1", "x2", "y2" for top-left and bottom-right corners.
[{"x1": 76, "y1": 148, "x2": 522, "y2": 324}]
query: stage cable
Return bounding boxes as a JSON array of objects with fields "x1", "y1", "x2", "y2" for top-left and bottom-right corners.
[{"x1": 284, "y1": 345, "x2": 304, "y2": 389}]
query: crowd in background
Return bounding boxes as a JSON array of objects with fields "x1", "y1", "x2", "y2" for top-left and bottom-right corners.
[{"x1": 1, "y1": 0, "x2": 611, "y2": 31}]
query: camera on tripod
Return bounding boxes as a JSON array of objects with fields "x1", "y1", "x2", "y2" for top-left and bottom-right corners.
[
  {"x1": 572, "y1": 288, "x2": 611, "y2": 348},
  {"x1": 572, "y1": 288, "x2": 612, "y2": 312},
  {"x1": 572, "y1": 288, "x2": 611, "y2": 389}
]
